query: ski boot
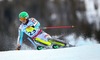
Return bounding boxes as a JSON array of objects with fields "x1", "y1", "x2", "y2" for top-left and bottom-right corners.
[
  {"x1": 37, "y1": 46, "x2": 44, "y2": 50},
  {"x1": 52, "y1": 44, "x2": 60, "y2": 49}
]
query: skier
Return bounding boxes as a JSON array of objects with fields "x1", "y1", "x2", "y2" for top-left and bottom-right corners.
[{"x1": 16, "y1": 11, "x2": 52, "y2": 50}]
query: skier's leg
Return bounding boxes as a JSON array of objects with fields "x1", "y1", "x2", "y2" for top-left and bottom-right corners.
[
  {"x1": 27, "y1": 37, "x2": 37, "y2": 49},
  {"x1": 32, "y1": 31, "x2": 52, "y2": 49},
  {"x1": 35, "y1": 37, "x2": 51, "y2": 46},
  {"x1": 48, "y1": 37, "x2": 67, "y2": 48}
]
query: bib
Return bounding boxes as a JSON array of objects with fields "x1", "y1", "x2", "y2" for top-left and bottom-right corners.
[{"x1": 26, "y1": 26, "x2": 35, "y2": 32}]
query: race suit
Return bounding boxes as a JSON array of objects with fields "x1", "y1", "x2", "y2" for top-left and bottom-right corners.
[{"x1": 17, "y1": 18, "x2": 51, "y2": 47}]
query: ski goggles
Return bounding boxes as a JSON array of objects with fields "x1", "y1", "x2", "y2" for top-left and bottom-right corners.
[
  {"x1": 19, "y1": 18, "x2": 27, "y2": 23},
  {"x1": 20, "y1": 18, "x2": 26, "y2": 21}
]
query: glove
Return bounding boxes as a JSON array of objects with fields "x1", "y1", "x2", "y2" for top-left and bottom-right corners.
[
  {"x1": 32, "y1": 26, "x2": 34, "y2": 28},
  {"x1": 16, "y1": 45, "x2": 21, "y2": 50}
]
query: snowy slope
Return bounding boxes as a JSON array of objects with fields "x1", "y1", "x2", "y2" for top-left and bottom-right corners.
[{"x1": 0, "y1": 44, "x2": 100, "y2": 60}]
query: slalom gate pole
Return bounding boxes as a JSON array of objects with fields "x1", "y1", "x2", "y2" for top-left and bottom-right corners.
[{"x1": 41, "y1": 25, "x2": 74, "y2": 29}]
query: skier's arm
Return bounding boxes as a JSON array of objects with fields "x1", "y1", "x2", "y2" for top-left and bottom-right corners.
[
  {"x1": 16, "y1": 28, "x2": 24, "y2": 50},
  {"x1": 30, "y1": 18, "x2": 40, "y2": 29}
]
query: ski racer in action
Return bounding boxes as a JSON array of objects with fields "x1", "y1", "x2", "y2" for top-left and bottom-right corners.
[{"x1": 16, "y1": 11, "x2": 66, "y2": 50}]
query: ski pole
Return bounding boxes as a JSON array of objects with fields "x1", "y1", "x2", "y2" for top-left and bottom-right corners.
[{"x1": 41, "y1": 25, "x2": 74, "y2": 29}]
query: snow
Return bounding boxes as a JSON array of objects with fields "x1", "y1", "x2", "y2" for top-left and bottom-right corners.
[
  {"x1": 0, "y1": 44, "x2": 100, "y2": 60},
  {"x1": 64, "y1": 34, "x2": 98, "y2": 46}
]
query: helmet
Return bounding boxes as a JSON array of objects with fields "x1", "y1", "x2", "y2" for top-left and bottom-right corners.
[{"x1": 19, "y1": 11, "x2": 29, "y2": 19}]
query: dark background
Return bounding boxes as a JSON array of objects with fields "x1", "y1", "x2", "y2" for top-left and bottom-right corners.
[{"x1": 0, "y1": 0, "x2": 100, "y2": 51}]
